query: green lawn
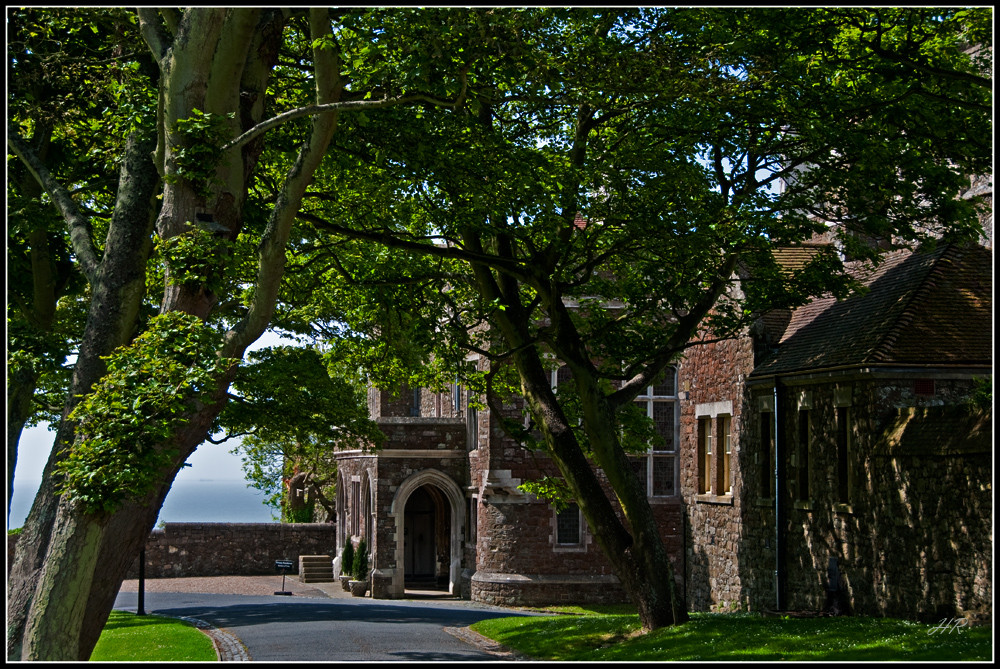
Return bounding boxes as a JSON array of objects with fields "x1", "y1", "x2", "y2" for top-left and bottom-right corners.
[
  {"x1": 471, "y1": 610, "x2": 992, "y2": 661},
  {"x1": 90, "y1": 610, "x2": 217, "y2": 662}
]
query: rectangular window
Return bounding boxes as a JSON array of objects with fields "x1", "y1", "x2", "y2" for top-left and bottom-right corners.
[
  {"x1": 836, "y1": 407, "x2": 851, "y2": 503},
  {"x1": 698, "y1": 417, "x2": 713, "y2": 494},
  {"x1": 652, "y1": 455, "x2": 675, "y2": 496},
  {"x1": 720, "y1": 415, "x2": 732, "y2": 494},
  {"x1": 556, "y1": 503, "x2": 582, "y2": 545},
  {"x1": 797, "y1": 410, "x2": 810, "y2": 501},
  {"x1": 467, "y1": 496, "x2": 478, "y2": 542},
  {"x1": 554, "y1": 364, "x2": 573, "y2": 390},
  {"x1": 467, "y1": 404, "x2": 478, "y2": 450},
  {"x1": 760, "y1": 412, "x2": 774, "y2": 498},
  {"x1": 635, "y1": 368, "x2": 679, "y2": 497},
  {"x1": 351, "y1": 480, "x2": 361, "y2": 536},
  {"x1": 652, "y1": 400, "x2": 675, "y2": 451},
  {"x1": 410, "y1": 388, "x2": 421, "y2": 417},
  {"x1": 452, "y1": 380, "x2": 462, "y2": 414}
]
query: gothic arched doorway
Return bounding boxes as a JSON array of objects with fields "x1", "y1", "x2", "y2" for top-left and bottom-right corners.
[
  {"x1": 387, "y1": 469, "x2": 465, "y2": 598},
  {"x1": 403, "y1": 485, "x2": 448, "y2": 588}
]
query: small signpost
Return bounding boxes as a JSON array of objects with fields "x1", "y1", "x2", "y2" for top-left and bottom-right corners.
[
  {"x1": 137, "y1": 549, "x2": 146, "y2": 615},
  {"x1": 274, "y1": 560, "x2": 294, "y2": 596}
]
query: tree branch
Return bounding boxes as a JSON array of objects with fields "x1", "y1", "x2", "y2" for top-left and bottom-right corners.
[
  {"x1": 225, "y1": 8, "x2": 344, "y2": 357},
  {"x1": 298, "y1": 212, "x2": 538, "y2": 289},
  {"x1": 608, "y1": 251, "x2": 742, "y2": 408},
  {"x1": 136, "y1": 9, "x2": 169, "y2": 61},
  {"x1": 220, "y1": 92, "x2": 464, "y2": 153},
  {"x1": 205, "y1": 430, "x2": 254, "y2": 445},
  {"x1": 863, "y1": 37, "x2": 991, "y2": 89},
  {"x1": 159, "y1": 7, "x2": 182, "y2": 35},
  {"x1": 7, "y1": 129, "x2": 100, "y2": 285}
]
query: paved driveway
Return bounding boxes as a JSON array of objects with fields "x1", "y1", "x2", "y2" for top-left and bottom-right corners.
[{"x1": 114, "y1": 584, "x2": 534, "y2": 662}]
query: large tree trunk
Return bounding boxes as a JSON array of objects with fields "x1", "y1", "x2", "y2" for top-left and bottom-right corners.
[
  {"x1": 75, "y1": 391, "x2": 234, "y2": 658},
  {"x1": 6, "y1": 131, "x2": 160, "y2": 661},
  {"x1": 466, "y1": 245, "x2": 687, "y2": 630},
  {"x1": 512, "y1": 343, "x2": 687, "y2": 629},
  {"x1": 9, "y1": 9, "x2": 342, "y2": 660},
  {"x1": 20, "y1": 500, "x2": 108, "y2": 661},
  {"x1": 576, "y1": 377, "x2": 688, "y2": 628}
]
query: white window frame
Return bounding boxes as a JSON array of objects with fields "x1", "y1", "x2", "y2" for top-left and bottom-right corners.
[
  {"x1": 452, "y1": 379, "x2": 462, "y2": 414},
  {"x1": 696, "y1": 401, "x2": 734, "y2": 499},
  {"x1": 721, "y1": 414, "x2": 732, "y2": 494},
  {"x1": 634, "y1": 367, "x2": 679, "y2": 497},
  {"x1": 555, "y1": 503, "x2": 583, "y2": 546}
]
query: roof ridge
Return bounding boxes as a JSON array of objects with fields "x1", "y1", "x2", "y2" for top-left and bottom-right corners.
[{"x1": 869, "y1": 244, "x2": 954, "y2": 363}]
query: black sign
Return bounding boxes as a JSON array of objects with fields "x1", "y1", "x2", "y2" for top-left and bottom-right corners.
[{"x1": 275, "y1": 560, "x2": 294, "y2": 571}]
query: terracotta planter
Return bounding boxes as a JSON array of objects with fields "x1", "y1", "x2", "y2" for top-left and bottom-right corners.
[
  {"x1": 340, "y1": 575, "x2": 351, "y2": 591},
  {"x1": 349, "y1": 580, "x2": 369, "y2": 597}
]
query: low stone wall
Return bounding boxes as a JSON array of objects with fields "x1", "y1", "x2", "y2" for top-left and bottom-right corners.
[
  {"x1": 471, "y1": 572, "x2": 630, "y2": 607},
  {"x1": 124, "y1": 522, "x2": 337, "y2": 578}
]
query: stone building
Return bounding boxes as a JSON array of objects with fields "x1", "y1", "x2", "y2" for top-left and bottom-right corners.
[
  {"x1": 333, "y1": 240, "x2": 991, "y2": 620},
  {"x1": 682, "y1": 241, "x2": 992, "y2": 620},
  {"x1": 334, "y1": 366, "x2": 682, "y2": 605}
]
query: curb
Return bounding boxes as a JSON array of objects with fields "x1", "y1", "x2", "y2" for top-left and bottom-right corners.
[
  {"x1": 175, "y1": 615, "x2": 252, "y2": 661},
  {"x1": 442, "y1": 626, "x2": 530, "y2": 660}
]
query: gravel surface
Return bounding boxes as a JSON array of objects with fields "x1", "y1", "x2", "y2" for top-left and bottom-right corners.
[{"x1": 118, "y1": 574, "x2": 346, "y2": 598}]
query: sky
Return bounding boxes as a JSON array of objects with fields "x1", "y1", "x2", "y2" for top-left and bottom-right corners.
[
  {"x1": 8, "y1": 421, "x2": 254, "y2": 529},
  {"x1": 12, "y1": 421, "x2": 249, "y2": 484}
]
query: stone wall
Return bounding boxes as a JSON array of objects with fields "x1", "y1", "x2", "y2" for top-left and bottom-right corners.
[
  {"x1": 679, "y1": 335, "x2": 756, "y2": 611},
  {"x1": 472, "y1": 572, "x2": 628, "y2": 607},
  {"x1": 741, "y1": 376, "x2": 992, "y2": 621},
  {"x1": 123, "y1": 522, "x2": 336, "y2": 579},
  {"x1": 375, "y1": 417, "x2": 468, "y2": 450}
]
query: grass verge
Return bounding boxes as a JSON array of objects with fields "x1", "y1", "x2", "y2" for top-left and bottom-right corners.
[
  {"x1": 90, "y1": 610, "x2": 217, "y2": 661},
  {"x1": 471, "y1": 610, "x2": 992, "y2": 661}
]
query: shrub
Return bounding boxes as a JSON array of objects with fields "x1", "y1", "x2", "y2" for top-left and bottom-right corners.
[
  {"x1": 340, "y1": 540, "x2": 355, "y2": 578},
  {"x1": 968, "y1": 376, "x2": 992, "y2": 410},
  {"x1": 352, "y1": 537, "x2": 369, "y2": 581},
  {"x1": 283, "y1": 501, "x2": 314, "y2": 523}
]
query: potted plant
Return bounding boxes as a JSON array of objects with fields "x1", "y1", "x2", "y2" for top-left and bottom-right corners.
[
  {"x1": 349, "y1": 537, "x2": 369, "y2": 597},
  {"x1": 339, "y1": 541, "x2": 355, "y2": 591}
]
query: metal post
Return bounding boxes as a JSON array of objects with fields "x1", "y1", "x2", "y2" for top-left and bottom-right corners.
[
  {"x1": 137, "y1": 548, "x2": 146, "y2": 616},
  {"x1": 773, "y1": 380, "x2": 785, "y2": 612}
]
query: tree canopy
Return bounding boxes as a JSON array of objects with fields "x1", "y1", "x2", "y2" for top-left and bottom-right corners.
[
  {"x1": 217, "y1": 345, "x2": 383, "y2": 520},
  {"x1": 267, "y1": 6, "x2": 992, "y2": 629}
]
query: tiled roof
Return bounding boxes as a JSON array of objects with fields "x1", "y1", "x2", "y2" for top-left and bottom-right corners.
[
  {"x1": 751, "y1": 243, "x2": 992, "y2": 377},
  {"x1": 771, "y1": 244, "x2": 826, "y2": 274}
]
